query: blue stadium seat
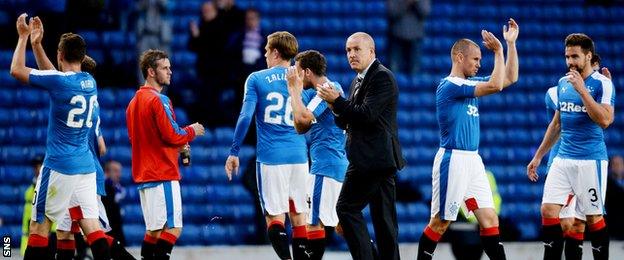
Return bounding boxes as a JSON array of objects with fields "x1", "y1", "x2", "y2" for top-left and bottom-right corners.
[
  {"x1": 78, "y1": 31, "x2": 100, "y2": 48},
  {"x1": 115, "y1": 89, "x2": 136, "y2": 108},
  {"x1": 0, "y1": 184, "x2": 22, "y2": 204},
  {"x1": 0, "y1": 165, "x2": 31, "y2": 184},
  {"x1": 0, "y1": 204, "x2": 22, "y2": 224},
  {"x1": 123, "y1": 224, "x2": 145, "y2": 246},
  {"x1": 202, "y1": 223, "x2": 228, "y2": 245},
  {"x1": 107, "y1": 145, "x2": 132, "y2": 165},
  {"x1": 177, "y1": 224, "x2": 202, "y2": 245},
  {"x1": 98, "y1": 88, "x2": 116, "y2": 108},
  {"x1": 121, "y1": 204, "x2": 143, "y2": 224}
]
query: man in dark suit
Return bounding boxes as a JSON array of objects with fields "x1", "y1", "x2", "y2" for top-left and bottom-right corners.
[{"x1": 317, "y1": 32, "x2": 405, "y2": 260}]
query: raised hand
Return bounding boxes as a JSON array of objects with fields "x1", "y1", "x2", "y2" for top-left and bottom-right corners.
[
  {"x1": 481, "y1": 30, "x2": 502, "y2": 53},
  {"x1": 503, "y1": 18, "x2": 519, "y2": 43},
  {"x1": 286, "y1": 66, "x2": 303, "y2": 93},
  {"x1": 189, "y1": 20, "x2": 200, "y2": 38},
  {"x1": 29, "y1": 16, "x2": 44, "y2": 46},
  {"x1": 566, "y1": 69, "x2": 585, "y2": 93},
  {"x1": 601, "y1": 67, "x2": 611, "y2": 80},
  {"x1": 316, "y1": 82, "x2": 340, "y2": 103},
  {"x1": 16, "y1": 13, "x2": 30, "y2": 38}
]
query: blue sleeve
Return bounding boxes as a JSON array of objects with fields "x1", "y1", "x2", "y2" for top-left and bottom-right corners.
[
  {"x1": 28, "y1": 70, "x2": 61, "y2": 90},
  {"x1": 598, "y1": 80, "x2": 615, "y2": 106},
  {"x1": 301, "y1": 89, "x2": 327, "y2": 118},
  {"x1": 301, "y1": 88, "x2": 313, "y2": 104},
  {"x1": 95, "y1": 116, "x2": 102, "y2": 137},
  {"x1": 545, "y1": 92, "x2": 557, "y2": 111},
  {"x1": 545, "y1": 93, "x2": 555, "y2": 122},
  {"x1": 230, "y1": 74, "x2": 258, "y2": 156},
  {"x1": 307, "y1": 95, "x2": 328, "y2": 118},
  {"x1": 439, "y1": 81, "x2": 475, "y2": 99}
]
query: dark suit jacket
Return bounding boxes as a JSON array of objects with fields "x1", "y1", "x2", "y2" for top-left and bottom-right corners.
[{"x1": 332, "y1": 59, "x2": 406, "y2": 172}]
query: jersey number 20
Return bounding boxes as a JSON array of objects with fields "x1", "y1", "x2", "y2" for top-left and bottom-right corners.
[
  {"x1": 264, "y1": 92, "x2": 294, "y2": 126},
  {"x1": 66, "y1": 95, "x2": 98, "y2": 128}
]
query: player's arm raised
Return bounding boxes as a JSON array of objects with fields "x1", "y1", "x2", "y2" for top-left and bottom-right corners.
[
  {"x1": 30, "y1": 16, "x2": 56, "y2": 71},
  {"x1": 9, "y1": 13, "x2": 33, "y2": 84},
  {"x1": 568, "y1": 69, "x2": 614, "y2": 129},
  {"x1": 474, "y1": 30, "x2": 505, "y2": 97},
  {"x1": 502, "y1": 18, "x2": 519, "y2": 87},
  {"x1": 527, "y1": 111, "x2": 561, "y2": 182},
  {"x1": 286, "y1": 66, "x2": 314, "y2": 134}
]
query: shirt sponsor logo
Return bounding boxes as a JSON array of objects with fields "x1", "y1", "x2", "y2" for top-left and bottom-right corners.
[{"x1": 559, "y1": 102, "x2": 587, "y2": 113}]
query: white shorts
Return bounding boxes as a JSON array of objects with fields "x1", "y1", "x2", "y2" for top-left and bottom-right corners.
[
  {"x1": 57, "y1": 196, "x2": 111, "y2": 232},
  {"x1": 139, "y1": 181, "x2": 183, "y2": 231},
  {"x1": 558, "y1": 194, "x2": 586, "y2": 221},
  {"x1": 31, "y1": 166, "x2": 98, "y2": 223},
  {"x1": 256, "y1": 162, "x2": 309, "y2": 216},
  {"x1": 431, "y1": 148, "x2": 494, "y2": 221},
  {"x1": 306, "y1": 175, "x2": 342, "y2": 227},
  {"x1": 543, "y1": 158, "x2": 608, "y2": 216}
]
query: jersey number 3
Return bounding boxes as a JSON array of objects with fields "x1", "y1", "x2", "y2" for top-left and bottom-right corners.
[
  {"x1": 264, "y1": 92, "x2": 294, "y2": 126},
  {"x1": 66, "y1": 95, "x2": 98, "y2": 128}
]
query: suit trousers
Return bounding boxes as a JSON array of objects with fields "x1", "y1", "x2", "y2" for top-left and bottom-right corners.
[{"x1": 336, "y1": 164, "x2": 400, "y2": 260}]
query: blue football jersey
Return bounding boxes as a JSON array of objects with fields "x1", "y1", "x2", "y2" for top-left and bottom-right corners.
[
  {"x1": 436, "y1": 76, "x2": 488, "y2": 151},
  {"x1": 230, "y1": 66, "x2": 307, "y2": 164},
  {"x1": 556, "y1": 71, "x2": 615, "y2": 160},
  {"x1": 301, "y1": 82, "x2": 348, "y2": 182},
  {"x1": 89, "y1": 115, "x2": 106, "y2": 196},
  {"x1": 544, "y1": 86, "x2": 560, "y2": 170},
  {"x1": 29, "y1": 70, "x2": 98, "y2": 174}
]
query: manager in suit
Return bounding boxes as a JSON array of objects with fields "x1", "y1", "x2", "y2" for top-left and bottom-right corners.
[{"x1": 317, "y1": 32, "x2": 406, "y2": 260}]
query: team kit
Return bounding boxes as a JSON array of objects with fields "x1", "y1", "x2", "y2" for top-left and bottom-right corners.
[{"x1": 9, "y1": 12, "x2": 615, "y2": 260}]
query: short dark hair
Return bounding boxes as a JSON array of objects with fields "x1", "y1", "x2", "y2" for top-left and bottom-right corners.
[
  {"x1": 58, "y1": 33, "x2": 86, "y2": 63},
  {"x1": 139, "y1": 49, "x2": 169, "y2": 79},
  {"x1": 591, "y1": 52, "x2": 601, "y2": 66},
  {"x1": 295, "y1": 50, "x2": 327, "y2": 76},
  {"x1": 81, "y1": 55, "x2": 97, "y2": 75},
  {"x1": 451, "y1": 38, "x2": 479, "y2": 57},
  {"x1": 565, "y1": 33, "x2": 595, "y2": 55},
  {"x1": 267, "y1": 31, "x2": 298, "y2": 61}
]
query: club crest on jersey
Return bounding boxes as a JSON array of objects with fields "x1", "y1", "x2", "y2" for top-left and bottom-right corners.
[
  {"x1": 467, "y1": 105, "x2": 479, "y2": 116},
  {"x1": 559, "y1": 101, "x2": 586, "y2": 113}
]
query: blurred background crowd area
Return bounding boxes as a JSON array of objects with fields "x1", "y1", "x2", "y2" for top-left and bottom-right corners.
[{"x1": 0, "y1": 0, "x2": 624, "y2": 250}]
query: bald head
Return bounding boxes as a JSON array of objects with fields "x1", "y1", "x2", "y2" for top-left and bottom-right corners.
[
  {"x1": 348, "y1": 32, "x2": 375, "y2": 51},
  {"x1": 450, "y1": 38, "x2": 482, "y2": 78},
  {"x1": 451, "y1": 38, "x2": 479, "y2": 59},
  {"x1": 346, "y1": 32, "x2": 376, "y2": 73}
]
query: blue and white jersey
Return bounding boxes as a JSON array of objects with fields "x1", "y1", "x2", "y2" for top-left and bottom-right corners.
[
  {"x1": 29, "y1": 70, "x2": 98, "y2": 174},
  {"x1": 545, "y1": 86, "x2": 560, "y2": 170},
  {"x1": 436, "y1": 76, "x2": 488, "y2": 151},
  {"x1": 230, "y1": 66, "x2": 307, "y2": 164},
  {"x1": 89, "y1": 115, "x2": 106, "y2": 196},
  {"x1": 301, "y1": 82, "x2": 348, "y2": 182},
  {"x1": 556, "y1": 71, "x2": 615, "y2": 160}
]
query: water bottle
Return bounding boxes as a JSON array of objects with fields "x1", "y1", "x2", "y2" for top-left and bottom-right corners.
[{"x1": 181, "y1": 144, "x2": 191, "y2": 166}]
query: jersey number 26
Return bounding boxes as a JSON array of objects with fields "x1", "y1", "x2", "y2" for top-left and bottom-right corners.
[
  {"x1": 264, "y1": 92, "x2": 294, "y2": 126},
  {"x1": 66, "y1": 95, "x2": 98, "y2": 128}
]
